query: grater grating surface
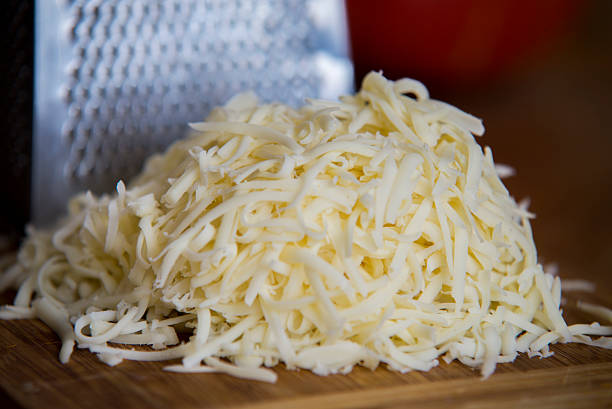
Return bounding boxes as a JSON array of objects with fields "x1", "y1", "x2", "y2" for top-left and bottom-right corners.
[{"x1": 34, "y1": 0, "x2": 352, "y2": 225}]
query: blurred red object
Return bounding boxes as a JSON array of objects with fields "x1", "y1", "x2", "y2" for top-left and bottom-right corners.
[{"x1": 346, "y1": 0, "x2": 584, "y2": 89}]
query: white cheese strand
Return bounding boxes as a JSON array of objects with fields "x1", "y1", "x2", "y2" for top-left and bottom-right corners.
[{"x1": 1, "y1": 72, "x2": 609, "y2": 382}]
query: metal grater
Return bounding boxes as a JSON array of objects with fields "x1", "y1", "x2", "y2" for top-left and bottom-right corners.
[{"x1": 33, "y1": 0, "x2": 352, "y2": 225}]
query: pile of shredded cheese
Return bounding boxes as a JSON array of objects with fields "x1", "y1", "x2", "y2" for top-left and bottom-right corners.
[{"x1": 1, "y1": 72, "x2": 611, "y2": 382}]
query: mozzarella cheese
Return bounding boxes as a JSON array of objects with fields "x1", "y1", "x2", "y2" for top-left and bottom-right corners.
[{"x1": 1, "y1": 72, "x2": 610, "y2": 381}]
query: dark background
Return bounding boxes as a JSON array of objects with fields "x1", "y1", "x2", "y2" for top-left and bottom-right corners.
[{"x1": 0, "y1": 0, "x2": 33, "y2": 249}]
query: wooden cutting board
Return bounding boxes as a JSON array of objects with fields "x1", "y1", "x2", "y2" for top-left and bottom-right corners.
[{"x1": 0, "y1": 301, "x2": 611, "y2": 409}]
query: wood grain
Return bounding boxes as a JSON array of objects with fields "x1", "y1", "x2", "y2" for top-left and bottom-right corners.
[
  {"x1": 2, "y1": 2, "x2": 612, "y2": 408},
  {"x1": 0, "y1": 314, "x2": 611, "y2": 409}
]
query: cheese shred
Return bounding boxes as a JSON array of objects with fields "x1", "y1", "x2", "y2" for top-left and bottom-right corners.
[{"x1": 1, "y1": 72, "x2": 610, "y2": 381}]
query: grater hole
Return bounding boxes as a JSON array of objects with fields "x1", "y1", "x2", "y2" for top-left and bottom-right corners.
[{"x1": 57, "y1": 0, "x2": 328, "y2": 189}]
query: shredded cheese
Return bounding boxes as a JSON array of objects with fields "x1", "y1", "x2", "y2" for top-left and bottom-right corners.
[{"x1": 1, "y1": 72, "x2": 610, "y2": 381}]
